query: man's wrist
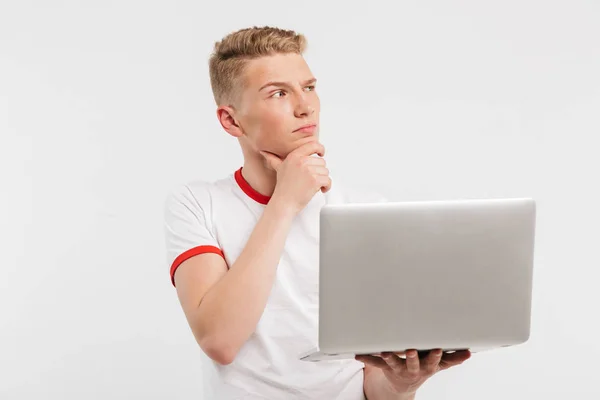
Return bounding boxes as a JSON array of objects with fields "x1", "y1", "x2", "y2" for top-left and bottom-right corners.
[
  {"x1": 266, "y1": 196, "x2": 298, "y2": 219},
  {"x1": 363, "y1": 366, "x2": 417, "y2": 400},
  {"x1": 385, "y1": 382, "x2": 416, "y2": 400}
]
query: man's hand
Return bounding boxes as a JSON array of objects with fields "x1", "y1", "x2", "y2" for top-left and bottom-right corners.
[
  {"x1": 357, "y1": 349, "x2": 471, "y2": 397},
  {"x1": 260, "y1": 139, "x2": 332, "y2": 215}
]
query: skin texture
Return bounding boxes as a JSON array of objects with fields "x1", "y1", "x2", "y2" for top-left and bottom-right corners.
[{"x1": 217, "y1": 52, "x2": 322, "y2": 200}]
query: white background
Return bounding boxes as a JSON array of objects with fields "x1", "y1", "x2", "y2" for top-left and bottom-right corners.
[{"x1": 1, "y1": 1, "x2": 599, "y2": 399}]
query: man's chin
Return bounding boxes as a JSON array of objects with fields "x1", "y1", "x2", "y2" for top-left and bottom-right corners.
[
  {"x1": 293, "y1": 132, "x2": 319, "y2": 143},
  {"x1": 272, "y1": 135, "x2": 320, "y2": 158}
]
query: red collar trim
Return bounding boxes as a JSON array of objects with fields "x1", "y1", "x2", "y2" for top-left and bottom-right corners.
[{"x1": 234, "y1": 167, "x2": 271, "y2": 205}]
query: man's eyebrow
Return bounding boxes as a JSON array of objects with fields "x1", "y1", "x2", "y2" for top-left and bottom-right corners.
[{"x1": 259, "y1": 78, "x2": 317, "y2": 92}]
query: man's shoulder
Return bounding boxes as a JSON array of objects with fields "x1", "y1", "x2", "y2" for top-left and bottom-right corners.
[{"x1": 164, "y1": 173, "x2": 235, "y2": 211}]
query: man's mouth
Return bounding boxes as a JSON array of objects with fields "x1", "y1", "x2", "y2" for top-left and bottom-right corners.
[{"x1": 293, "y1": 124, "x2": 317, "y2": 133}]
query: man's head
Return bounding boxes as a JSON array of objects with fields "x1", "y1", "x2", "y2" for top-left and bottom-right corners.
[{"x1": 209, "y1": 26, "x2": 320, "y2": 160}]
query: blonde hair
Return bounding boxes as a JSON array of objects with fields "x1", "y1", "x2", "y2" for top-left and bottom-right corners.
[{"x1": 209, "y1": 26, "x2": 307, "y2": 106}]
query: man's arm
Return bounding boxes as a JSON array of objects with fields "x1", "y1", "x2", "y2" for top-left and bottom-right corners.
[
  {"x1": 174, "y1": 199, "x2": 296, "y2": 365},
  {"x1": 173, "y1": 139, "x2": 330, "y2": 366}
]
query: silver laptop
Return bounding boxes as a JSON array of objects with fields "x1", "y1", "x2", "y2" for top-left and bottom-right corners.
[{"x1": 300, "y1": 198, "x2": 536, "y2": 362}]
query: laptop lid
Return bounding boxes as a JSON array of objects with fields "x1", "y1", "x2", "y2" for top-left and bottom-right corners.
[{"x1": 317, "y1": 198, "x2": 536, "y2": 355}]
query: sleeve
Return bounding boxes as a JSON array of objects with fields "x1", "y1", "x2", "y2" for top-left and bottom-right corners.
[{"x1": 163, "y1": 184, "x2": 225, "y2": 287}]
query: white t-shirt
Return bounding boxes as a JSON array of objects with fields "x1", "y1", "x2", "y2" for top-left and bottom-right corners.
[{"x1": 164, "y1": 167, "x2": 386, "y2": 400}]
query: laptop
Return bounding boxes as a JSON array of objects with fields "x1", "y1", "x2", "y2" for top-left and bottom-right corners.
[{"x1": 300, "y1": 197, "x2": 536, "y2": 362}]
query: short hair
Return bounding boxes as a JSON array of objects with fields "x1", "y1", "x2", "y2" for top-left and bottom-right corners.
[{"x1": 208, "y1": 26, "x2": 307, "y2": 106}]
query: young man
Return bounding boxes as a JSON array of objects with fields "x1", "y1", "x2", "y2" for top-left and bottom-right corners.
[{"x1": 164, "y1": 26, "x2": 471, "y2": 399}]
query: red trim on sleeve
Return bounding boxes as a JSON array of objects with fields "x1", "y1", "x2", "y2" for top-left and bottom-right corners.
[
  {"x1": 234, "y1": 167, "x2": 271, "y2": 205},
  {"x1": 170, "y1": 245, "x2": 225, "y2": 287}
]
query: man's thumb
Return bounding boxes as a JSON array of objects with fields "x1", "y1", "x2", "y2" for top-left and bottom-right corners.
[{"x1": 259, "y1": 151, "x2": 282, "y2": 170}]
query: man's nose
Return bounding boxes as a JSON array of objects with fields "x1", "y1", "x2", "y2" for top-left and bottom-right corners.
[{"x1": 295, "y1": 98, "x2": 314, "y2": 117}]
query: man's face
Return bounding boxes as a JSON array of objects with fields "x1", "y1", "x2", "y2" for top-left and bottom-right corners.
[{"x1": 232, "y1": 53, "x2": 320, "y2": 159}]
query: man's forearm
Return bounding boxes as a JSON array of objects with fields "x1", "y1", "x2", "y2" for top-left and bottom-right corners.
[
  {"x1": 194, "y1": 199, "x2": 296, "y2": 358},
  {"x1": 363, "y1": 366, "x2": 416, "y2": 400}
]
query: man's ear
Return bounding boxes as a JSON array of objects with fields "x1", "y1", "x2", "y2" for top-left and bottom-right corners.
[{"x1": 217, "y1": 105, "x2": 243, "y2": 138}]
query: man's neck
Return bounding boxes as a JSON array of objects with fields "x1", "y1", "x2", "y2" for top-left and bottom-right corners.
[{"x1": 241, "y1": 156, "x2": 277, "y2": 198}]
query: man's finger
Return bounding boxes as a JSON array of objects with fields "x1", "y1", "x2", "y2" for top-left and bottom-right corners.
[
  {"x1": 380, "y1": 352, "x2": 405, "y2": 372},
  {"x1": 310, "y1": 166, "x2": 329, "y2": 176},
  {"x1": 405, "y1": 349, "x2": 420, "y2": 374},
  {"x1": 439, "y1": 350, "x2": 471, "y2": 370},
  {"x1": 423, "y1": 349, "x2": 443, "y2": 373},
  {"x1": 303, "y1": 155, "x2": 326, "y2": 167},
  {"x1": 290, "y1": 140, "x2": 325, "y2": 158},
  {"x1": 259, "y1": 151, "x2": 283, "y2": 171},
  {"x1": 355, "y1": 355, "x2": 389, "y2": 369},
  {"x1": 317, "y1": 175, "x2": 332, "y2": 193}
]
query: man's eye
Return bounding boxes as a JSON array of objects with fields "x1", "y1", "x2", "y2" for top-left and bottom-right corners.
[
  {"x1": 305, "y1": 85, "x2": 316, "y2": 92},
  {"x1": 272, "y1": 90, "x2": 285, "y2": 98}
]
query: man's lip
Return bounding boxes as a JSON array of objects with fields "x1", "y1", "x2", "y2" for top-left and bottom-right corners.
[{"x1": 294, "y1": 124, "x2": 317, "y2": 132}]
